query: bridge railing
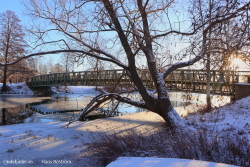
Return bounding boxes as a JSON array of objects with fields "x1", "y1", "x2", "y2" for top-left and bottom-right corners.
[
  {"x1": 29, "y1": 70, "x2": 127, "y2": 87},
  {"x1": 28, "y1": 69, "x2": 250, "y2": 95}
]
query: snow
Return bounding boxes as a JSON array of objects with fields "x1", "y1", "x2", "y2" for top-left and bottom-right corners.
[
  {"x1": 107, "y1": 157, "x2": 238, "y2": 167},
  {"x1": 168, "y1": 107, "x2": 187, "y2": 127},
  {"x1": 66, "y1": 86, "x2": 99, "y2": 94},
  {"x1": 1, "y1": 105, "x2": 247, "y2": 166},
  {"x1": 0, "y1": 83, "x2": 34, "y2": 94},
  {"x1": 235, "y1": 83, "x2": 250, "y2": 85},
  {"x1": 51, "y1": 86, "x2": 100, "y2": 94},
  {"x1": 184, "y1": 96, "x2": 250, "y2": 132},
  {"x1": 0, "y1": 83, "x2": 249, "y2": 166},
  {"x1": 0, "y1": 112, "x2": 166, "y2": 166}
]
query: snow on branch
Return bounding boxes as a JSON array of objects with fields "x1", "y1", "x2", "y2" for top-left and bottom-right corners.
[
  {"x1": 162, "y1": 50, "x2": 205, "y2": 79},
  {"x1": 63, "y1": 92, "x2": 147, "y2": 128}
]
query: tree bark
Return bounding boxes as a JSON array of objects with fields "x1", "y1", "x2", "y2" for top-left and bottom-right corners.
[
  {"x1": 155, "y1": 99, "x2": 185, "y2": 128},
  {"x1": 2, "y1": 108, "x2": 6, "y2": 125},
  {"x1": 206, "y1": 53, "x2": 212, "y2": 111},
  {"x1": 2, "y1": 66, "x2": 8, "y2": 92}
]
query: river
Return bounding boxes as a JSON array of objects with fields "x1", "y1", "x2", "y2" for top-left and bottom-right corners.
[{"x1": 0, "y1": 91, "x2": 230, "y2": 125}]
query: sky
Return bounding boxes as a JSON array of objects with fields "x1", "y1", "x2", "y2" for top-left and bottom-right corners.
[
  {"x1": 0, "y1": 0, "x2": 184, "y2": 72},
  {"x1": 0, "y1": 0, "x2": 26, "y2": 21},
  {"x1": 0, "y1": 0, "x2": 85, "y2": 71},
  {"x1": 0, "y1": 0, "x2": 193, "y2": 72},
  {"x1": 1, "y1": 1, "x2": 249, "y2": 73}
]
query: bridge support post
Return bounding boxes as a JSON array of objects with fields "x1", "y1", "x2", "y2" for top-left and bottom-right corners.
[
  {"x1": 212, "y1": 71, "x2": 216, "y2": 94},
  {"x1": 235, "y1": 83, "x2": 250, "y2": 100},
  {"x1": 181, "y1": 71, "x2": 184, "y2": 89}
]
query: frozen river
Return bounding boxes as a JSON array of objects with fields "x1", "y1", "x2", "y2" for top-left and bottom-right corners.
[{"x1": 0, "y1": 91, "x2": 230, "y2": 124}]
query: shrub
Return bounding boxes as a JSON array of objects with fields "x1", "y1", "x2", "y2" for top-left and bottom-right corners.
[{"x1": 84, "y1": 126, "x2": 250, "y2": 166}]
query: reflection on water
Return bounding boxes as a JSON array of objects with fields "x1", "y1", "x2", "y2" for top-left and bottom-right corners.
[
  {"x1": 0, "y1": 94, "x2": 51, "y2": 109},
  {"x1": 25, "y1": 92, "x2": 199, "y2": 123},
  {"x1": 1, "y1": 92, "x2": 230, "y2": 125},
  {"x1": 0, "y1": 105, "x2": 34, "y2": 125},
  {"x1": 25, "y1": 111, "x2": 81, "y2": 123},
  {"x1": 30, "y1": 94, "x2": 95, "y2": 114}
]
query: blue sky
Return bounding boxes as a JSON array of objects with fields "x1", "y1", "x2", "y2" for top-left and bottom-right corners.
[
  {"x1": 0, "y1": 0, "x2": 26, "y2": 21},
  {"x1": 0, "y1": 1, "x2": 78, "y2": 71}
]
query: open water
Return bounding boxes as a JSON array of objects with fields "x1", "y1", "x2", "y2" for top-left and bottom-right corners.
[{"x1": 0, "y1": 92, "x2": 229, "y2": 125}]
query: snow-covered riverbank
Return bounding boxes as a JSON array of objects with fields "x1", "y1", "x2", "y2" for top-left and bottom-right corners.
[
  {"x1": 0, "y1": 108, "x2": 245, "y2": 167},
  {"x1": 0, "y1": 83, "x2": 249, "y2": 166},
  {"x1": 0, "y1": 83, "x2": 34, "y2": 94}
]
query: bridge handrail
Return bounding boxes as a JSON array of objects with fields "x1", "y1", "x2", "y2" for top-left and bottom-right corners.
[
  {"x1": 29, "y1": 69, "x2": 250, "y2": 82},
  {"x1": 30, "y1": 69, "x2": 250, "y2": 77}
]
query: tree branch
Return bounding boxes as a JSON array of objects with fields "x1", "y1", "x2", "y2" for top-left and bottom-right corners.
[
  {"x1": 0, "y1": 50, "x2": 128, "y2": 69},
  {"x1": 163, "y1": 49, "x2": 206, "y2": 79},
  {"x1": 63, "y1": 92, "x2": 147, "y2": 128}
]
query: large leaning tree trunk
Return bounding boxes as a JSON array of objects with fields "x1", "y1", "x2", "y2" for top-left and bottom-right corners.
[{"x1": 4, "y1": 0, "x2": 249, "y2": 127}]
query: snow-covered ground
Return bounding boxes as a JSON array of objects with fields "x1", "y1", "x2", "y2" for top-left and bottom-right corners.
[
  {"x1": 2, "y1": 106, "x2": 248, "y2": 166},
  {"x1": 107, "y1": 157, "x2": 238, "y2": 167},
  {"x1": 0, "y1": 83, "x2": 34, "y2": 94},
  {"x1": 51, "y1": 86, "x2": 99, "y2": 94},
  {"x1": 0, "y1": 83, "x2": 249, "y2": 166},
  {"x1": 0, "y1": 83, "x2": 99, "y2": 95}
]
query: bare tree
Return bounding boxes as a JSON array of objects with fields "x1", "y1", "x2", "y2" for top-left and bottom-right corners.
[
  {"x1": 0, "y1": 10, "x2": 27, "y2": 91},
  {"x1": 35, "y1": 58, "x2": 48, "y2": 75},
  {"x1": 53, "y1": 63, "x2": 63, "y2": 73},
  {"x1": 192, "y1": 0, "x2": 250, "y2": 111},
  {"x1": 0, "y1": 59, "x2": 34, "y2": 83},
  {"x1": 61, "y1": 53, "x2": 75, "y2": 72},
  {"x1": 10, "y1": 0, "x2": 249, "y2": 127}
]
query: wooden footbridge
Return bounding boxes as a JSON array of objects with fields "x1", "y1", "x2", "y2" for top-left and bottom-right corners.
[{"x1": 27, "y1": 69, "x2": 250, "y2": 95}]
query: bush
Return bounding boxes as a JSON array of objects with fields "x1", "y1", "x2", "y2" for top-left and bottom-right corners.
[{"x1": 84, "y1": 126, "x2": 250, "y2": 166}]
